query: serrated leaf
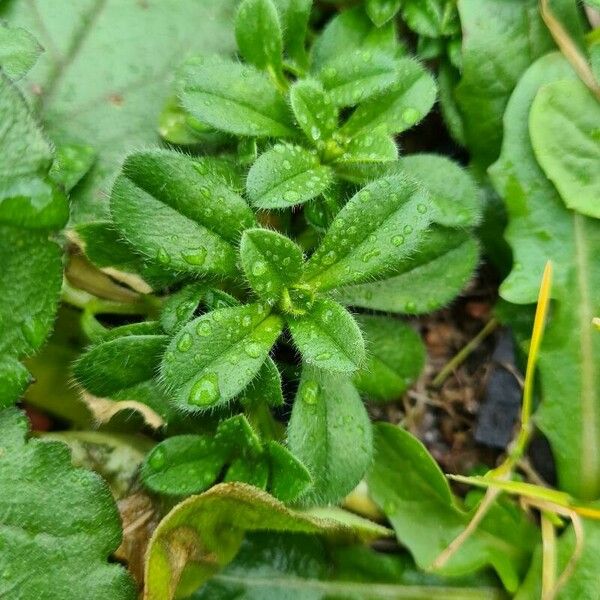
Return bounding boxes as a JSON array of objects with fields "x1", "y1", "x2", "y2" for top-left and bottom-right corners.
[
  {"x1": 0, "y1": 22, "x2": 42, "y2": 79},
  {"x1": 0, "y1": 1, "x2": 237, "y2": 223},
  {"x1": 161, "y1": 304, "x2": 283, "y2": 412},
  {"x1": 395, "y1": 154, "x2": 481, "y2": 227},
  {"x1": 366, "y1": 0, "x2": 402, "y2": 26},
  {"x1": 311, "y1": 6, "x2": 398, "y2": 70},
  {"x1": 179, "y1": 55, "x2": 295, "y2": 137},
  {"x1": 339, "y1": 58, "x2": 436, "y2": 137},
  {"x1": 455, "y1": 0, "x2": 583, "y2": 169},
  {"x1": 368, "y1": 423, "x2": 536, "y2": 592},
  {"x1": 240, "y1": 228, "x2": 304, "y2": 305},
  {"x1": 333, "y1": 229, "x2": 479, "y2": 314},
  {"x1": 353, "y1": 315, "x2": 425, "y2": 402},
  {"x1": 0, "y1": 357, "x2": 31, "y2": 408},
  {"x1": 144, "y1": 482, "x2": 390, "y2": 600},
  {"x1": 529, "y1": 78, "x2": 600, "y2": 219},
  {"x1": 287, "y1": 298, "x2": 365, "y2": 374},
  {"x1": 0, "y1": 74, "x2": 68, "y2": 229},
  {"x1": 142, "y1": 435, "x2": 229, "y2": 496},
  {"x1": 287, "y1": 366, "x2": 372, "y2": 505},
  {"x1": 159, "y1": 283, "x2": 207, "y2": 334},
  {"x1": 247, "y1": 144, "x2": 334, "y2": 209},
  {"x1": 272, "y1": 0, "x2": 311, "y2": 71},
  {"x1": 0, "y1": 408, "x2": 135, "y2": 600},
  {"x1": 110, "y1": 149, "x2": 254, "y2": 276},
  {"x1": 236, "y1": 0, "x2": 283, "y2": 76},
  {"x1": 317, "y1": 50, "x2": 398, "y2": 107},
  {"x1": 302, "y1": 174, "x2": 433, "y2": 291},
  {"x1": 489, "y1": 53, "x2": 600, "y2": 500},
  {"x1": 289, "y1": 79, "x2": 338, "y2": 144},
  {"x1": 73, "y1": 325, "x2": 168, "y2": 398}
]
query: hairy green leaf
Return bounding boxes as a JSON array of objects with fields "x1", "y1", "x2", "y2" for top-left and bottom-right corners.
[
  {"x1": 401, "y1": 0, "x2": 459, "y2": 38},
  {"x1": 247, "y1": 144, "x2": 334, "y2": 209},
  {"x1": 529, "y1": 78, "x2": 600, "y2": 219},
  {"x1": 49, "y1": 143, "x2": 96, "y2": 193},
  {"x1": 289, "y1": 79, "x2": 338, "y2": 145},
  {"x1": 336, "y1": 127, "x2": 398, "y2": 166},
  {"x1": 366, "y1": 0, "x2": 402, "y2": 26},
  {"x1": 0, "y1": 408, "x2": 135, "y2": 600},
  {"x1": 302, "y1": 174, "x2": 433, "y2": 291},
  {"x1": 353, "y1": 315, "x2": 425, "y2": 402},
  {"x1": 240, "y1": 228, "x2": 304, "y2": 305},
  {"x1": 267, "y1": 441, "x2": 312, "y2": 502},
  {"x1": 287, "y1": 366, "x2": 373, "y2": 505},
  {"x1": 144, "y1": 482, "x2": 390, "y2": 600},
  {"x1": 161, "y1": 304, "x2": 283, "y2": 412},
  {"x1": 339, "y1": 58, "x2": 436, "y2": 137},
  {"x1": 160, "y1": 283, "x2": 207, "y2": 335},
  {"x1": 317, "y1": 50, "x2": 398, "y2": 107},
  {"x1": 0, "y1": 357, "x2": 31, "y2": 408},
  {"x1": 333, "y1": 230, "x2": 479, "y2": 314},
  {"x1": 179, "y1": 56, "x2": 295, "y2": 137},
  {"x1": 273, "y1": 0, "x2": 311, "y2": 71},
  {"x1": 490, "y1": 53, "x2": 600, "y2": 500},
  {"x1": 236, "y1": 0, "x2": 283, "y2": 75},
  {"x1": 241, "y1": 356, "x2": 285, "y2": 408},
  {"x1": 0, "y1": 22, "x2": 42, "y2": 79},
  {"x1": 0, "y1": 0, "x2": 237, "y2": 223},
  {"x1": 287, "y1": 299, "x2": 365, "y2": 374},
  {"x1": 110, "y1": 149, "x2": 254, "y2": 277},
  {"x1": 368, "y1": 424, "x2": 536, "y2": 592}
]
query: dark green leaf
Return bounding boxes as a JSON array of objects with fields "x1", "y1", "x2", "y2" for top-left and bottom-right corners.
[
  {"x1": 287, "y1": 298, "x2": 365, "y2": 374},
  {"x1": 289, "y1": 79, "x2": 338, "y2": 145},
  {"x1": 302, "y1": 174, "x2": 433, "y2": 291},
  {"x1": 0, "y1": 357, "x2": 31, "y2": 408},
  {"x1": 160, "y1": 283, "x2": 207, "y2": 335},
  {"x1": 353, "y1": 315, "x2": 425, "y2": 402},
  {"x1": 241, "y1": 357, "x2": 284, "y2": 408},
  {"x1": 246, "y1": 144, "x2": 334, "y2": 209},
  {"x1": 110, "y1": 149, "x2": 254, "y2": 276},
  {"x1": 339, "y1": 58, "x2": 436, "y2": 137},
  {"x1": 368, "y1": 423, "x2": 537, "y2": 592},
  {"x1": 240, "y1": 228, "x2": 304, "y2": 305},
  {"x1": 0, "y1": 408, "x2": 135, "y2": 599},
  {"x1": 267, "y1": 441, "x2": 312, "y2": 502},
  {"x1": 179, "y1": 56, "x2": 295, "y2": 137},
  {"x1": 161, "y1": 304, "x2": 283, "y2": 412},
  {"x1": 0, "y1": 22, "x2": 42, "y2": 79},
  {"x1": 287, "y1": 366, "x2": 372, "y2": 505},
  {"x1": 272, "y1": 0, "x2": 311, "y2": 71}
]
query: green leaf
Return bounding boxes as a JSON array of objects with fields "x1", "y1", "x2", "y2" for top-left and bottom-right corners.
[
  {"x1": 366, "y1": 0, "x2": 402, "y2": 26},
  {"x1": 179, "y1": 55, "x2": 295, "y2": 137},
  {"x1": 302, "y1": 174, "x2": 433, "y2": 291},
  {"x1": 0, "y1": 357, "x2": 31, "y2": 408},
  {"x1": 454, "y1": 0, "x2": 583, "y2": 170},
  {"x1": 241, "y1": 356, "x2": 285, "y2": 408},
  {"x1": 289, "y1": 79, "x2": 338, "y2": 145},
  {"x1": 529, "y1": 78, "x2": 600, "y2": 219},
  {"x1": 272, "y1": 0, "x2": 311, "y2": 71},
  {"x1": 160, "y1": 283, "x2": 207, "y2": 335},
  {"x1": 335, "y1": 126, "x2": 398, "y2": 165},
  {"x1": 0, "y1": 408, "x2": 135, "y2": 599},
  {"x1": 311, "y1": 7, "x2": 398, "y2": 70},
  {"x1": 235, "y1": 0, "x2": 283, "y2": 76},
  {"x1": 142, "y1": 435, "x2": 228, "y2": 496},
  {"x1": 73, "y1": 326, "x2": 168, "y2": 398},
  {"x1": 246, "y1": 144, "x2": 334, "y2": 209},
  {"x1": 0, "y1": 0, "x2": 238, "y2": 223},
  {"x1": 368, "y1": 423, "x2": 537, "y2": 592},
  {"x1": 401, "y1": 0, "x2": 459, "y2": 38},
  {"x1": 287, "y1": 366, "x2": 373, "y2": 505},
  {"x1": 49, "y1": 143, "x2": 96, "y2": 193},
  {"x1": 0, "y1": 74, "x2": 68, "y2": 230},
  {"x1": 339, "y1": 58, "x2": 436, "y2": 137},
  {"x1": 394, "y1": 154, "x2": 482, "y2": 227},
  {"x1": 516, "y1": 518, "x2": 600, "y2": 600},
  {"x1": 287, "y1": 298, "x2": 365, "y2": 374},
  {"x1": 317, "y1": 50, "x2": 398, "y2": 107},
  {"x1": 144, "y1": 482, "x2": 390, "y2": 600},
  {"x1": 160, "y1": 303, "x2": 283, "y2": 412},
  {"x1": 0, "y1": 22, "x2": 42, "y2": 79},
  {"x1": 489, "y1": 53, "x2": 600, "y2": 500},
  {"x1": 240, "y1": 228, "x2": 304, "y2": 305},
  {"x1": 353, "y1": 315, "x2": 425, "y2": 402},
  {"x1": 267, "y1": 441, "x2": 313, "y2": 502},
  {"x1": 333, "y1": 230, "x2": 479, "y2": 314},
  {"x1": 110, "y1": 149, "x2": 254, "y2": 277}
]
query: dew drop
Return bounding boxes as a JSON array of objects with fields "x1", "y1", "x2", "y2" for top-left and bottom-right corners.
[
  {"x1": 315, "y1": 352, "x2": 332, "y2": 361},
  {"x1": 416, "y1": 203, "x2": 427, "y2": 214},
  {"x1": 402, "y1": 107, "x2": 420, "y2": 125},
  {"x1": 403, "y1": 224, "x2": 413, "y2": 235},
  {"x1": 252, "y1": 261, "x2": 267, "y2": 276},
  {"x1": 322, "y1": 250, "x2": 337, "y2": 265},
  {"x1": 177, "y1": 332, "x2": 193, "y2": 352},
  {"x1": 148, "y1": 447, "x2": 166, "y2": 469},
  {"x1": 302, "y1": 380, "x2": 319, "y2": 404},
  {"x1": 181, "y1": 246, "x2": 207, "y2": 266},
  {"x1": 196, "y1": 321, "x2": 212, "y2": 337},
  {"x1": 392, "y1": 235, "x2": 405, "y2": 246},
  {"x1": 242, "y1": 315, "x2": 252, "y2": 327},
  {"x1": 244, "y1": 341, "x2": 263, "y2": 359},
  {"x1": 189, "y1": 373, "x2": 220, "y2": 407},
  {"x1": 156, "y1": 247, "x2": 170, "y2": 265},
  {"x1": 284, "y1": 189, "x2": 300, "y2": 203},
  {"x1": 404, "y1": 300, "x2": 417, "y2": 312}
]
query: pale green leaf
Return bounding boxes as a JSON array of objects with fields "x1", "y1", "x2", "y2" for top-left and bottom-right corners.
[
  {"x1": 335, "y1": 127, "x2": 398, "y2": 165},
  {"x1": 366, "y1": 0, "x2": 402, "y2": 26},
  {"x1": 0, "y1": 22, "x2": 42, "y2": 79}
]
